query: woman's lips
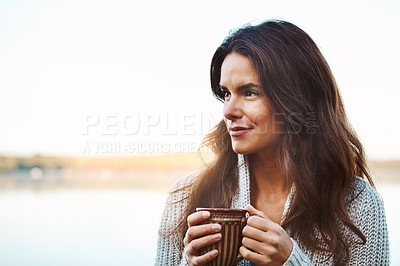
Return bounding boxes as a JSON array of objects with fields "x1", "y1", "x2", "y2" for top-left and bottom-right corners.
[{"x1": 229, "y1": 126, "x2": 252, "y2": 136}]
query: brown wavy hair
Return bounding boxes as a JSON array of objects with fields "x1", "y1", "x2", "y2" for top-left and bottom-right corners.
[{"x1": 173, "y1": 19, "x2": 373, "y2": 264}]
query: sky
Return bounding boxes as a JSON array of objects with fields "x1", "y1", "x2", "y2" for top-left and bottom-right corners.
[{"x1": 0, "y1": 0, "x2": 399, "y2": 159}]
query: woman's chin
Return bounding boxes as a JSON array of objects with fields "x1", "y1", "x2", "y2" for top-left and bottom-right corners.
[{"x1": 232, "y1": 145, "x2": 253, "y2": 155}]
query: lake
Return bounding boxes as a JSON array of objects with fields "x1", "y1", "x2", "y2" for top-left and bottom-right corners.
[
  {"x1": 0, "y1": 189, "x2": 166, "y2": 265},
  {"x1": 0, "y1": 184, "x2": 398, "y2": 265}
]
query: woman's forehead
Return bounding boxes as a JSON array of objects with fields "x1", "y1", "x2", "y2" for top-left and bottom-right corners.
[{"x1": 220, "y1": 53, "x2": 260, "y2": 86}]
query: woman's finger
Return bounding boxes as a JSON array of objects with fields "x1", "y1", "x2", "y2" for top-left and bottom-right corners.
[
  {"x1": 187, "y1": 211, "x2": 211, "y2": 226},
  {"x1": 186, "y1": 233, "x2": 222, "y2": 255},
  {"x1": 242, "y1": 223, "x2": 266, "y2": 242},
  {"x1": 240, "y1": 246, "x2": 270, "y2": 265},
  {"x1": 247, "y1": 215, "x2": 279, "y2": 232},
  {"x1": 185, "y1": 223, "x2": 221, "y2": 244},
  {"x1": 187, "y1": 249, "x2": 219, "y2": 266},
  {"x1": 246, "y1": 204, "x2": 269, "y2": 220},
  {"x1": 245, "y1": 205, "x2": 279, "y2": 232},
  {"x1": 242, "y1": 235, "x2": 262, "y2": 253}
]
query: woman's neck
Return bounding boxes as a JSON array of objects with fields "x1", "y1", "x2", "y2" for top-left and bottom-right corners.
[
  {"x1": 249, "y1": 153, "x2": 289, "y2": 195},
  {"x1": 248, "y1": 153, "x2": 291, "y2": 223}
]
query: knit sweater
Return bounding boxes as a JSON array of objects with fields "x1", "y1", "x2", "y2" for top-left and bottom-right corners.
[{"x1": 156, "y1": 154, "x2": 389, "y2": 265}]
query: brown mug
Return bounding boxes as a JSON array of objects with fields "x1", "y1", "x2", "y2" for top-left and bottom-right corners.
[{"x1": 196, "y1": 208, "x2": 247, "y2": 266}]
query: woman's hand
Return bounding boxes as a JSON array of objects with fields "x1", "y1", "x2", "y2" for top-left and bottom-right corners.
[
  {"x1": 240, "y1": 204, "x2": 293, "y2": 266},
  {"x1": 183, "y1": 211, "x2": 222, "y2": 266}
]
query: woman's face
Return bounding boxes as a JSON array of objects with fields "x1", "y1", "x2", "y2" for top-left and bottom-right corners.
[{"x1": 220, "y1": 53, "x2": 283, "y2": 156}]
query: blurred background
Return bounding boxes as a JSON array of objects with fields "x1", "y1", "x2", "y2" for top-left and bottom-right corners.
[{"x1": 0, "y1": 0, "x2": 399, "y2": 265}]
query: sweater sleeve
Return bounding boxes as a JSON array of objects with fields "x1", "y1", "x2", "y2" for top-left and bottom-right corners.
[
  {"x1": 155, "y1": 172, "x2": 197, "y2": 266},
  {"x1": 282, "y1": 177, "x2": 390, "y2": 266},
  {"x1": 346, "y1": 178, "x2": 390, "y2": 265},
  {"x1": 282, "y1": 238, "x2": 313, "y2": 266}
]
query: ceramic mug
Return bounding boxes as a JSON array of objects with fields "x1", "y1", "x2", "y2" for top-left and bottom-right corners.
[{"x1": 196, "y1": 208, "x2": 247, "y2": 266}]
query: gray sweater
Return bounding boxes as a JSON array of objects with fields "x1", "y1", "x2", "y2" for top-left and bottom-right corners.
[{"x1": 156, "y1": 155, "x2": 389, "y2": 265}]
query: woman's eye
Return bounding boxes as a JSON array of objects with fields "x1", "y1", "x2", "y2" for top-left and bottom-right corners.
[
  {"x1": 222, "y1": 90, "x2": 231, "y2": 100},
  {"x1": 245, "y1": 90, "x2": 259, "y2": 97}
]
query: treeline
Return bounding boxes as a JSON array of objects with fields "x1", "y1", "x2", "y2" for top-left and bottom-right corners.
[{"x1": 0, "y1": 153, "x2": 214, "y2": 171}]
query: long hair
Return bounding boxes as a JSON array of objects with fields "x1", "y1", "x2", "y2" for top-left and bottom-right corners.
[{"x1": 173, "y1": 20, "x2": 373, "y2": 263}]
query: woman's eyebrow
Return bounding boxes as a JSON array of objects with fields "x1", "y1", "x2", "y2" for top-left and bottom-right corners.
[
  {"x1": 219, "y1": 83, "x2": 261, "y2": 91},
  {"x1": 237, "y1": 83, "x2": 261, "y2": 91}
]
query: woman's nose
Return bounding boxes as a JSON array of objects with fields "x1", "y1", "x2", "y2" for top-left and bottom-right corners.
[{"x1": 223, "y1": 97, "x2": 242, "y2": 120}]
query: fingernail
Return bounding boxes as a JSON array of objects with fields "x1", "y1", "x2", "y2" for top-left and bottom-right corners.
[
  {"x1": 212, "y1": 224, "x2": 220, "y2": 231},
  {"x1": 213, "y1": 233, "x2": 222, "y2": 240},
  {"x1": 202, "y1": 211, "x2": 210, "y2": 218},
  {"x1": 211, "y1": 250, "x2": 218, "y2": 257}
]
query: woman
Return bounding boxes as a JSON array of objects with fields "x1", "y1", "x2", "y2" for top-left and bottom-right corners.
[{"x1": 156, "y1": 20, "x2": 389, "y2": 265}]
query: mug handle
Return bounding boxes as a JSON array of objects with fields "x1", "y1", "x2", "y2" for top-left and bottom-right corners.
[{"x1": 236, "y1": 254, "x2": 244, "y2": 264}]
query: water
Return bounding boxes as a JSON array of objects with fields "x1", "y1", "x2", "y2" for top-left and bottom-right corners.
[
  {"x1": 0, "y1": 189, "x2": 167, "y2": 266},
  {"x1": 0, "y1": 184, "x2": 398, "y2": 265},
  {"x1": 378, "y1": 184, "x2": 400, "y2": 264}
]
